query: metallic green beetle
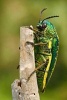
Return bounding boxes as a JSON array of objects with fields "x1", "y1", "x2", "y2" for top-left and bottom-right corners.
[{"x1": 28, "y1": 8, "x2": 59, "y2": 92}]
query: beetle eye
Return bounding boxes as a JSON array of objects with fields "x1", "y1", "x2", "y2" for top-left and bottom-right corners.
[{"x1": 42, "y1": 24, "x2": 47, "y2": 28}]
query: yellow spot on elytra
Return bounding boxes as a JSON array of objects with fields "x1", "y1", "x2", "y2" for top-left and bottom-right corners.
[
  {"x1": 43, "y1": 55, "x2": 52, "y2": 89},
  {"x1": 48, "y1": 40, "x2": 52, "y2": 49},
  {"x1": 43, "y1": 40, "x2": 52, "y2": 89}
]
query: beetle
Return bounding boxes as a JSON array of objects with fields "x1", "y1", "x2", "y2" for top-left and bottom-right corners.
[{"x1": 27, "y1": 8, "x2": 59, "y2": 92}]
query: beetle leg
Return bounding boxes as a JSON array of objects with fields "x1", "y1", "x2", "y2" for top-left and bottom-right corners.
[
  {"x1": 28, "y1": 26, "x2": 41, "y2": 34},
  {"x1": 27, "y1": 62, "x2": 46, "y2": 82},
  {"x1": 26, "y1": 41, "x2": 47, "y2": 47},
  {"x1": 25, "y1": 41, "x2": 34, "y2": 47},
  {"x1": 35, "y1": 42, "x2": 47, "y2": 46},
  {"x1": 39, "y1": 52, "x2": 51, "y2": 56},
  {"x1": 27, "y1": 54, "x2": 48, "y2": 81}
]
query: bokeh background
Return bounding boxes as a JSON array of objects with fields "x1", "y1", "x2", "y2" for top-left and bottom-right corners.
[{"x1": 0, "y1": 0, "x2": 67, "y2": 100}]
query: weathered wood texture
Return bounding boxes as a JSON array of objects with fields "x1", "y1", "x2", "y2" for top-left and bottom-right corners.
[{"x1": 11, "y1": 26, "x2": 40, "y2": 100}]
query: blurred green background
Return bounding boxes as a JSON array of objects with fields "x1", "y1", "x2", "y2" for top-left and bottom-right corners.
[{"x1": 0, "y1": 0, "x2": 67, "y2": 100}]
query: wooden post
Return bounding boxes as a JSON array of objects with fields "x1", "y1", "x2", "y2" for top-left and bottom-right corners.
[{"x1": 11, "y1": 26, "x2": 40, "y2": 100}]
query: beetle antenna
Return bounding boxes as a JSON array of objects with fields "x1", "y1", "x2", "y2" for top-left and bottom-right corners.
[
  {"x1": 39, "y1": 8, "x2": 47, "y2": 22},
  {"x1": 43, "y1": 15, "x2": 59, "y2": 21}
]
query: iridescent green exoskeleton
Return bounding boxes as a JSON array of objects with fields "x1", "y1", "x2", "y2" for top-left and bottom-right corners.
[{"x1": 28, "y1": 8, "x2": 59, "y2": 92}]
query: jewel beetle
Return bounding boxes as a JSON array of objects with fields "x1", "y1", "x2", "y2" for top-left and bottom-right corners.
[{"x1": 28, "y1": 8, "x2": 59, "y2": 92}]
